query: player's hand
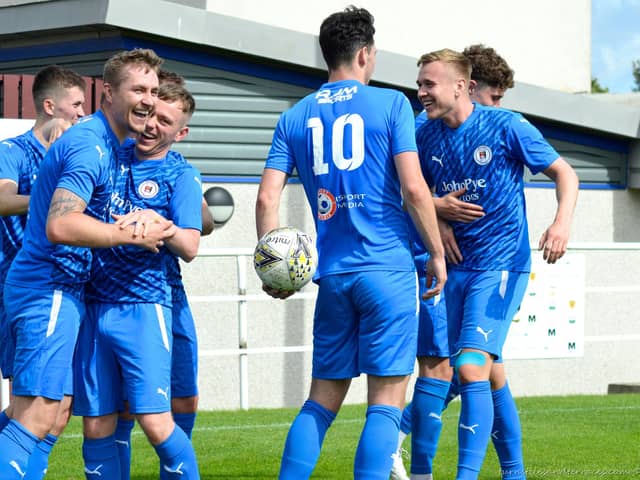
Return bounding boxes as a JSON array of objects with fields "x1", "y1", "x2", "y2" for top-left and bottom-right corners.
[
  {"x1": 538, "y1": 221, "x2": 570, "y2": 264},
  {"x1": 262, "y1": 283, "x2": 296, "y2": 300},
  {"x1": 435, "y1": 188, "x2": 484, "y2": 223},
  {"x1": 41, "y1": 118, "x2": 72, "y2": 149},
  {"x1": 134, "y1": 221, "x2": 178, "y2": 253},
  {"x1": 113, "y1": 209, "x2": 171, "y2": 238},
  {"x1": 439, "y1": 219, "x2": 462, "y2": 264},
  {"x1": 423, "y1": 254, "x2": 447, "y2": 299}
]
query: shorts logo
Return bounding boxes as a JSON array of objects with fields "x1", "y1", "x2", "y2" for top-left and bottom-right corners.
[
  {"x1": 473, "y1": 145, "x2": 492, "y2": 166},
  {"x1": 138, "y1": 180, "x2": 159, "y2": 199},
  {"x1": 317, "y1": 188, "x2": 336, "y2": 221}
]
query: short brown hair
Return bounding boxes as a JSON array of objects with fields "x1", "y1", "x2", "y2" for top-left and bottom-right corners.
[
  {"x1": 32, "y1": 65, "x2": 85, "y2": 115},
  {"x1": 157, "y1": 82, "x2": 196, "y2": 118},
  {"x1": 417, "y1": 48, "x2": 472, "y2": 82},
  {"x1": 103, "y1": 48, "x2": 163, "y2": 89},
  {"x1": 463, "y1": 44, "x2": 514, "y2": 91}
]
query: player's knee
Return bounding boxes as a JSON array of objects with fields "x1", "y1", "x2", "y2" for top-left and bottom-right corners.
[
  {"x1": 454, "y1": 351, "x2": 489, "y2": 383},
  {"x1": 136, "y1": 411, "x2": 174, "y2": 445},
  {"x1": 83, "y1": 414, "x2": 118, "y2": 439}
]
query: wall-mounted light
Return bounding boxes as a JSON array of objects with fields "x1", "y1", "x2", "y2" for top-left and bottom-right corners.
[{"x1": 204, "y1": 186, "x2": 235, "y2": 227}]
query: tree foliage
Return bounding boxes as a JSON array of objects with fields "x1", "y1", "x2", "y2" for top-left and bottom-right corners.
[
  {"x1": 633, "y1": 59, "x2": 640, "y2": 92},
  {"x1": 591, "y1": 77, "x2": 609, "y2": 93}
]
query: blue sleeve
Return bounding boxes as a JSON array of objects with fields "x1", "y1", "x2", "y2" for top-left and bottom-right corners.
[
  {"x1": 390, "y1": 94, "x2": 418, "y2": 156},
  {"x1": 265, "y1": 112, "x2": 295, "y2": 174},
  {"x1": 0, "y1": 140, "x2": 24, "y2": 183},
  {"x1": 169, "y1": 165, "x2": 203, "y2": 231},
  {"x1": 55, "y1": 131, "x2": 109, "y2": 204},
  {"x1": 415, "y1": 124, "x2": 434, "y2": 186},
  {"x1": 507, "y1": 114, "x2": 560, "y2": 175},
  {"x1": 414, "y1": 110, "x2": 427, "y2": 130}
]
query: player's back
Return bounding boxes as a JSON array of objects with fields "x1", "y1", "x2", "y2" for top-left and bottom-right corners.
[
  {"x1": 268, "y1": 80, "x2": 416, "y2": 278},
  {"x1": 6, "y1": 112, "x2": 116, "y2": 294}
]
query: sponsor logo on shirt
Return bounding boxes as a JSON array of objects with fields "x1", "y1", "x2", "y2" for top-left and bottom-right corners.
[
  {"x1": 318, "y1": 188, "x2": 336, "y2": 221},
  {"x1": 441, "y1": 178, "x2": 487, "y2": 202},
  {"x1": 473, "y1": 145, "x2": 492, "y2": 166},
  {"x1": 315, "y1": 86, "x2": 358, "y2": 104},
  {"x1": 138, "y1": 180, "x2": 160, "y2": 199}
]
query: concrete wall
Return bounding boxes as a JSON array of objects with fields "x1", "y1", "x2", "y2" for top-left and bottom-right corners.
[
  {"x1": 204, "y1": 0, "x2": 592, "y2": 93},
  {"x1": 185, "y1": 182, "x2": 640, "y2": 410}
]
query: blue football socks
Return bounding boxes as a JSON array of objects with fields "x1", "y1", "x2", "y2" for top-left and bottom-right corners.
[
  {"x1": 115, "y1": 417, "x2": 135, "y2": 480},
  {"x1": 354, "y1": 404, "x2": 402, "y2": 479},
  {"x1": 24, "y1": 433, "x2": 57, "y2": 480},
  {"x1": 0, "y1": 419, "x2": 38, "y2": 479},
  {"x1": 411, "y1": 377, "x2": 451, "y2": 475},
  {"x1": 400, "y1": 401, "x2": 412, "y2": 434},
  {"x1": 279, "y1": 399, "x2": 336, "y2": 480},
  {"x1": 457, "y1": 381, "x2": 493, "y2": 480},
  {"x1": 82, "y1": 435, "x2": 122, "y2": 479},
  {"x1": 154, "y1": 425, "x2": 200, "y2": 479},
  {"x1": 173, "y1": 412, "x2": 196, "y2": 439},
  {"x1": 492, "y1": 383, "x2": 526, "y2": 479}
]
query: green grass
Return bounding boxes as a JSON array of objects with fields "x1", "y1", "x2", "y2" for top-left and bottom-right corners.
[{"x1": 47, "y1": 394, "x2": 640, "y2": 479}]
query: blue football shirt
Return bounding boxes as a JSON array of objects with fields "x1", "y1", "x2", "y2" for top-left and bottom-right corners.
[
  {"x1": 0, "y1": 130, "x2": 46, "y2": 283},
  {"x1": 85, "y1": 145, "x2": 202, "y2": 306},
  {"x1": 416, "y1": 104, "x2": 559, "y2": 272},
  {"x1": 265, "y1": 79, "x2": 417, "y2": 278},
  {"x1": 6, "y1": 111, "x2": 118, "y2": 295}
]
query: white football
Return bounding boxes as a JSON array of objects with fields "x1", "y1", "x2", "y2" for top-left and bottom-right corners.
[{"x1": 254, "y1": 227, "x2": 318, "y2": 291}]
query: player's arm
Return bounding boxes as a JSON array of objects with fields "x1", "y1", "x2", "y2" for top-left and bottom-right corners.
[
  {"x1": 395, "y1": 151, "x2": 447, "y2": 298},
  {"x1": 538, "y1": 157, "x2": 579, "y2": 264},
  {"x1": 255, "y1": 167, "x2": 288, "y2": 240},
  {"x1": 46, "y1": 188, "x2": 175, "y2": 252},
  {"x1": 201, "y1": 197, "x2": 214, "y2": 236},
  {"x1": 0, "y1": 180, "x2": 29, "y2": 216},
  {"x1": 255, "y1": 167, "x2": 294, "y2": 299}
]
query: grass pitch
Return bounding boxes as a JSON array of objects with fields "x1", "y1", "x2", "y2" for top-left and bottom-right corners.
[{"x1": 47, "y1": 394, "x2": 639, "y2": 479}]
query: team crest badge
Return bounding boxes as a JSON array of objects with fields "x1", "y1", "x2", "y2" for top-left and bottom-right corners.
[
  {"x1": 473, "y1": 145, "x2": 492, "y2": 166},
  {"x1": 138, "y1": 180, "x2": 159, "y2": 198}
]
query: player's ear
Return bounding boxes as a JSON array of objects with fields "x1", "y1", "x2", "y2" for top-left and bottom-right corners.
[
  {"x1": 468, "y1": 79, "x2": 477, "y2": 95},
  {"x1": 356, "y1": 46, "x2": 368, "y2": 69},
  {"x1": 102, "y1": 83, "x2": 114, "y2": 104},
  {"x1": 454, "y1": 77, "x2": 466, "y2": 99},
  {"x1": 174, "y1": 126, "x2": 189, "y2": 143},
  {"x1": 42, "y1": 97, "x2": 55, "y2": 116}
]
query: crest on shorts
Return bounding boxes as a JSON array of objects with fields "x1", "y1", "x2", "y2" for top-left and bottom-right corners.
[
  {"x1": 473, "y1": 145, "x2": 492, "y2": 166},
  {"x1": 138, "y1": 180, "x2": 159, "y2": 199}
]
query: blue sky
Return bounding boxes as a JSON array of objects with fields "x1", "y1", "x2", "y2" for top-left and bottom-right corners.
[{"x1": 592, "y1": 0, "x2": 640, "y2": 92}]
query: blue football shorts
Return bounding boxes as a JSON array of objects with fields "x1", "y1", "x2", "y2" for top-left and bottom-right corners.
[
  {"x1": 416, "y1": 270, "x2": 449, "y2": 358},
  {"x1": 312, "y1": 269, "x2": 419, "y2": 379},
  {"x1": 4, "y1": 285, "x2": 82, "y2": 399},
  {"x1": 73, "y1": 302, "x2": 173, "y2": 416},
  {"x1": 445, "y1": 269, "x2": 529, "y2": 362},
  {"x1": 0, "y1": 288, "x2": 15, "y2": 379},
  {"x1": 170, "y1": 286, "x2": 198, "y2": 398}
]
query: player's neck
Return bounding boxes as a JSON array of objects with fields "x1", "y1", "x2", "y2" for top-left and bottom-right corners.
[
  {"x1": 31, "y1": 115, "x2": 51, "y2": 147},
  {"x1": 442, "y1": 98, "x2": 475, "y2": 129},
  {"x1": 135, "y1": 148, "x2": 169, "y2": 161},
  {"x1": 327, "y1": 66, "x2": 366, "y2": 85}
]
